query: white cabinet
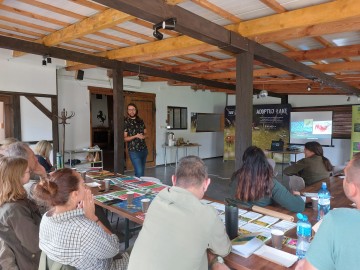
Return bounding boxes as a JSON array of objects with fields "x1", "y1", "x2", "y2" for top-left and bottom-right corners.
[{"x1": 64, "y1": 148, "x2": 103, "y2": 170}]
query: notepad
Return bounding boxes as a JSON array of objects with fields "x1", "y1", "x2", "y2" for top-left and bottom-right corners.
[
  {"x1": 254, "y1": 245, "x2": 298, "y2": 267},
  {"x1": 231, "y1": 237, "x2": 264, "y2": 258}
]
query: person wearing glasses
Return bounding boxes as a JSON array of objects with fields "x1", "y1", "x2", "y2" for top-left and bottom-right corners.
[
  {"x1": 0, "y1": 156, "x2": 42, "y2": 270},
  {"x1": 124, "y1": 103, "x2": 148, "y2": 177}
]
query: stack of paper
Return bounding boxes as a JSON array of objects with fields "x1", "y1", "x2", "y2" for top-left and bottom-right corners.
[{"x1": 231, "y1": 235, "x2": 264, "y2": 258}]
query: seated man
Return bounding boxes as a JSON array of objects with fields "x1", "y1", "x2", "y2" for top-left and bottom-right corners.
[
  {"x1": 128, "y1": 156, "x2": 232, "y2": 270},
  {"x1": 296, "y1": 153, "x2": 360, "y2": 270}
]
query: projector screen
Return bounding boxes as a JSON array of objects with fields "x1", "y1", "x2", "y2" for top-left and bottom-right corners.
[{"x1": 290, "y1": 111, "x2": 333, "y2": 146}]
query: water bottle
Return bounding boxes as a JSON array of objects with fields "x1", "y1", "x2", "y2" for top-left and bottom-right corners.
[
  {"x1": 296, "y1": 213, "x2": 311, "y2": 259},
  {"x1": 317, "y1": 182, "x2": 330, "y2": 220},
  {"x1": 56, "y1": 152, "x2": 63, "y2": 170}
]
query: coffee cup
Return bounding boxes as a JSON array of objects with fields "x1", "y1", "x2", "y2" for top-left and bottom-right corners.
[
  {"x1": 141, "y1": 198, "x2": 151, "y2": 213},
  {"x1": 271, "y1": 229, "x2": 284, "y2": 249},
  {"x1": 104, "y1": 179, "x2": 111, "y2": 192},
  {"x1": 311, "y1": 197, "x2": 319, "y2": 211},
  {"x1": 127, "y1": 191, "x2": 134, "y2": 206}
]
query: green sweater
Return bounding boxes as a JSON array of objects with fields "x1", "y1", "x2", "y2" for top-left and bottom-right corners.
[
  {"x1": 283, "y1": 155, "x2": 331, "y2": 185},
  {"x1": 231, "y1": 179, "x2": 305, "y2": 213}
]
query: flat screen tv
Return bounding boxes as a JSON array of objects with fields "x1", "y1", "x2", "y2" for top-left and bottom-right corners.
[{"x1": 290, "y1": 111, "x2": 333, "y2": 146}]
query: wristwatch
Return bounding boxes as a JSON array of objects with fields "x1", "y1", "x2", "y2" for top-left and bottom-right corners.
[{"x1": 209, "y1": 256, "x2": 224, "y2": 268}]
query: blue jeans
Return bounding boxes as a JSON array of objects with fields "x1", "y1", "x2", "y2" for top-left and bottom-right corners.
[{"x1": 129, "y1": 149, "x2": 148, "y2": 177}]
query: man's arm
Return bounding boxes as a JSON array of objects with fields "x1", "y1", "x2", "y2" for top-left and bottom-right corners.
[{"x1": 207, "y1": 251, "x2": 230, "y2": 270}]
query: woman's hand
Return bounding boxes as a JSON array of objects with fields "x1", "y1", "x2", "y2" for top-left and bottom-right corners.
[{"x1": 82, "y1": 189, "x2": 97, "y2": 222}]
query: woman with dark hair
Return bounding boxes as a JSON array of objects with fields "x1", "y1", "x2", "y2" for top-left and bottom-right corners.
[
  {"x1": 34, "y1": 168, "x2": 129, "y2": 270},
  {"x1": 124, "y1": 103, "x2": 148, "y2": 177},
  {"x1": 284, "y1": 141, "x2": 333, "y2": 185},
  {"x1": 0, "y1": 156, "x2": 41, "y2": 270},
  {"x1": 231, "y1": 146, "x2": 304, "y2": 213}
]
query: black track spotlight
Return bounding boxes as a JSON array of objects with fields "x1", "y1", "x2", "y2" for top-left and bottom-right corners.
[
  {"x1": 162, "y1": 18, "x2": 176, "y2": 30},
  {"x1": 153, "y1": 30, "x2": 163, "y2": 40},
  {"x1": 42, "y1": 59, "x2": 47, "y2": 66},
  {"x1": 47, "y1": 57, "x2": 52, "y2": 64}
]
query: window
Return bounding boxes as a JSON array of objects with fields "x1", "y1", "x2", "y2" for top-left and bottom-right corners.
[{"x1": 167, "y1": 106, "x2": 187, "y2": 130}]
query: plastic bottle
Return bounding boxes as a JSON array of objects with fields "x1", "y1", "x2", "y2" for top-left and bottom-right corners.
[
  {"x1": 296, "y1": 213, "x2": 312, "y2": 259},
  {"x1": 317, "y1": 182, "x2": 330, "y2": 221},
  {"x1": 56, "y1": 152, "x2": 63, "y2": 170}
]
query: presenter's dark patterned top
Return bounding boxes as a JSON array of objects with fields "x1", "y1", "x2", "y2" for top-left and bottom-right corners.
[{"x1": 124, "y1": 117, "x2": 147, "y2": 152}]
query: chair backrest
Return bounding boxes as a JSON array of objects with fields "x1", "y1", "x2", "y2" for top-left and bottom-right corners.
[
  {"x1": 38, "y1": 252, "x2": 76, "y2": 270},
  {"x1": 267, "y1": 158, "x2": 276, "y2": 170},
  {"x1": 140, "y1": 176, "x2": 162, "y2": 184},
  {"x1": 289, "y1": 175, "x2": 305, "y2": 192}
]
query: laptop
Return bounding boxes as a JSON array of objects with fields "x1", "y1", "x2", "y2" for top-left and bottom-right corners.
[{"x1": 271, "y1": 141, "x2": 284, "y2": 151}]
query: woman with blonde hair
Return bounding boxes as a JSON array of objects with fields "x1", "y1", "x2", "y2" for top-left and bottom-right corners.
[
  {"x1": 0, "y1": 156, "x2": 42, "y2": 270},
  {"x1": 34, "y1": 140, "x2": 53, "y2": 173},
  {"x1": 34, "y1": 168, "x2": 129, "y2": 270}
]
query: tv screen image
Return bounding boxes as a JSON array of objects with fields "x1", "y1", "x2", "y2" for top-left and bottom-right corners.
[{"x1": 290, "y1": 111, "x2": 333, "y2": 146}]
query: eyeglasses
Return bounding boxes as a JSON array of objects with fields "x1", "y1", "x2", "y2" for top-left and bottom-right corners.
[
  {"x1": 25, "y1": 170, "x2": 32, "y2": 174},
  {"x1": 128, "y1": 108, "x2": 136, "y2": 111}
]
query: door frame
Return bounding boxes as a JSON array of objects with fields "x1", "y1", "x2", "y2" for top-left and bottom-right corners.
[{"x1": 88, "y1": 86, "x2": 156, "y2": 170}]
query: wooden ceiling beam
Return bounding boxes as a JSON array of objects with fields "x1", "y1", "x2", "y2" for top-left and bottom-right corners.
[
  {"x1": 69, "y1": 0, "x2": 107, "y2": 11},
  {"x1": 13, "y1": 8, "x2": 134, "y2": 57},
  {"x1": 238, "y1": 0, "x2": 360, "y2": 37},
  {"x1": 0, "y1": 35, "x2": 235, "y2": 91},
  {"x1": 93, "y1": 0, "x2": 359, "y2": 94},
  {"x1": 165, "y1": 0, "x2": 188, "y2": 5},
  {"x1": 159, "y1": 44, "x2": 360, "y2": 74},
  {"x1": 254, "y1": 16, "x2": 360, "y2": 44},
  {"x1": 17, "y1": 0, "x2": 86, "y2": 20},
  {"x1": 201, "y1": 61, "x2": 360, "y2": 80}
]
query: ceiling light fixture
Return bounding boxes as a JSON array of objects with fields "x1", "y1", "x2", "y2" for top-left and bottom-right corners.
[
  {"x1": 162, "y1": 18, "x2": 176, "y2": 30},
  {"x1": 259, "y1": 89, "x2": 268, "y2": 98},
  {"x1": 307, "y1": 84, "x2": 311, "y2": 91},
  {"x1": 153, "y1": 18, "x2": 176, "y2": 40}
]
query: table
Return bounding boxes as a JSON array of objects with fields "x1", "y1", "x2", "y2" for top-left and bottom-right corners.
[
  {"x1": 163, "y1": 144, "x2": 201, "y2": 167},
  {"x1": 91, "y1": 179, "x2": 150, "y2": 249},
  {"x1": 266, "y1": 150, "x2": 303, "y2": 177},
  {"x1": 225, "y1": 176, "x2": 351, "y2": 270}
]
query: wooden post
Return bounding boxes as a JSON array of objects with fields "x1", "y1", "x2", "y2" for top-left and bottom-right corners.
[
  {"x1": 235, "y1": 51, "x2": 254, "y2": 170},
  {"x1": 113, "y1": 63, "x2": 125, "y2": 173}
]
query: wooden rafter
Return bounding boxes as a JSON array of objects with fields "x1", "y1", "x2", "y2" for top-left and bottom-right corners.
[
  {"x1": 191, "y1": 0, "x2": 241, "y2": 23},
  {"x1": 259, "y1": 0, "x2": 286, "y2": 13},
  {"x1": 13, "y1": 8, "x2": 134, "y2": 57},
  {"x1": 93, "y1": 0, "x2": 359, "y2": 94}
]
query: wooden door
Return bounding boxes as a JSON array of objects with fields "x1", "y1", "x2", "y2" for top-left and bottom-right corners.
[
  {"x1": 124, "y1": 93, "x2": 156, "y2": 170},
  {"x1": 88, "y1": 87, "x2": 156, "y2": 172}
]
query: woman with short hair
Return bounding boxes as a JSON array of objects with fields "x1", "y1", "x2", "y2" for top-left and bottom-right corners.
[
  {"x1": 0, "y1": 156, "x2": 41, "y2": 270},
  {"x1": 34, "y1": 168, "x2": 129, "y2": 270},
  {"x1": 231, "y1": 146, "x2": 304, "y2": 213}
]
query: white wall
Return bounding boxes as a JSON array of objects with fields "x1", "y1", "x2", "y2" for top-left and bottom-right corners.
[
  {"x1": 227, "y1": 94, "x2": 355, "y2": 166},
  {"x1": 0, "y1": 57, "x2": 57, "y2": 142}
]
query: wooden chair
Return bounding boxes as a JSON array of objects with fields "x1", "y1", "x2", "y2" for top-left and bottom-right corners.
[{"x1": 38, "y1": 252, "x2": 75, "y2": 270}]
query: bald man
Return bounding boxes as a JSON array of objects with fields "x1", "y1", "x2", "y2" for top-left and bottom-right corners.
[{"x1": 296, "y1": 153, "x2": 360, "y2": 270}]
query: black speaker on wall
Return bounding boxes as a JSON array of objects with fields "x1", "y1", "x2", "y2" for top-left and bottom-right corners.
[{"x1": 75, "y1": 70, "x2": 84, "y2": 80}]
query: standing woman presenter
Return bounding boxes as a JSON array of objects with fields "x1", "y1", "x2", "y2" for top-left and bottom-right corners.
[{"x1": 124, "y1": 103, "x2": 148, "y2": 177}]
